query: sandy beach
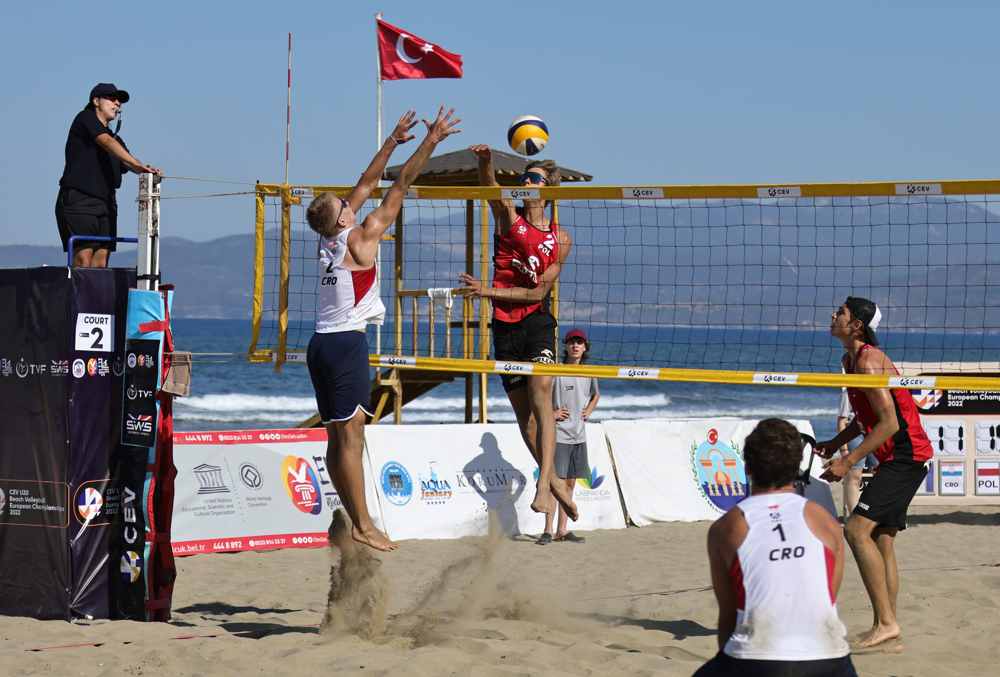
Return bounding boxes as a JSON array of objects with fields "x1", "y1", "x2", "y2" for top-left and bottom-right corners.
[{"x1": 3, "y1": 505, "x2": 997, "y2": 677}]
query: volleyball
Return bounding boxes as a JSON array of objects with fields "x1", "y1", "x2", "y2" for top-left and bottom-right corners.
[{"x1": 507, "y1": 115, "x2": 548, "y2": 156}]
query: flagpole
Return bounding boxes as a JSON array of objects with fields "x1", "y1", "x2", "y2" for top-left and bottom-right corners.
[
  {"x1": 374, "y1": 12, "x2": 384, "y2": 355},
  {"x1": 284, "y1": 32, "x2": 292, "y2": 185}
]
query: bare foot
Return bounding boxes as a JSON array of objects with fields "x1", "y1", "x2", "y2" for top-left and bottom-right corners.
[
  {"x1": 852, "y1": 623, "x2": 900, "y2": 649},
  {"x1": 352, "y1": 524, "x2": 398, "y2": 552},
  {"x1": 550, "y1": 482, "x2": 579, "y2": 521},
  {"x1": 530, "y1": 488, "x2": 556, "y2": 515}
]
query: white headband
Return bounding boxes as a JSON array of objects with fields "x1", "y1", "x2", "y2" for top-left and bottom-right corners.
[{"x1": 869, "y1": 305, "x2": 882, "y2": 331}]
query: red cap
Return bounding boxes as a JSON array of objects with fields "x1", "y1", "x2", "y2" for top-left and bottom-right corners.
[{"x1": 564, "y1": 328, "x2": 588, "y2": 343}]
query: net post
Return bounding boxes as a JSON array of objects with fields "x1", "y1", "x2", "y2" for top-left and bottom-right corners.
[
  {"x1": 136, "y1": 172, "x2": 161, "y2": 291},
  {"x1": 275, "y1": 186, "x2": 292, "y2": 371},
  {"x1": 465, "y1": 199, "x2": 474, "y2": 422},
  {"x1": 551, "y1": 200, "x2": 559, "y2": 354},
  {"x1": 478, "y1": 200, "x2": 490, "y2": 423},
  {"x1": 247, "y1": 185, "x2": 267, "y2": 359},
  {"x1": 394, "y1": 209, "x2": 404, "y2": 356}
]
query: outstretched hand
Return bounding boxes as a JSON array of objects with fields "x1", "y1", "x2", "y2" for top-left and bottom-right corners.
[
  {"x1": 469, "y1": 144, "x2": 491, "y2": 160},
  {"x1": 456, "y1": 272, "x2": 487, "y2": 298},
  {"x1": 423, "y1": 106, "x2": 462, "y2": 144},
  {"x1": 390, "y1": 110, "x2": 418, "y2": 144}
]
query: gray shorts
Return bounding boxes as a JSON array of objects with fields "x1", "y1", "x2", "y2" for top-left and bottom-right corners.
[{"x1": 555, "y1": 442, "x2": 589, "y2": 480}]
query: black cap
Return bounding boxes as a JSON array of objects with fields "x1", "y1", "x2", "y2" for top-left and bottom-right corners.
[
  {"x1": 844, "y1": 296, "x2": 880, "y2": 346},
  {"x1": 89, "y1": 83, "x2": 130, "y2": 104}
]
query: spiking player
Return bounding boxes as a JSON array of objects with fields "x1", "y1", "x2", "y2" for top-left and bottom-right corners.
[
  {"x1": 458, "y1": 145, "x2": 577, "y2": 522},
  {"x1": 305, "y1": 107, "x2": 461, "y2": 552}
]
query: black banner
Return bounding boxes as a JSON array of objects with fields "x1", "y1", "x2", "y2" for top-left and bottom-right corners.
[
  {"x1": 0, "y1": 268, "x2": 74, "y2": 619},
  {"x1": 122, "y1": 338, "x2": 159, "y2": 448},
  {"x1": 914, "y1": 375, "x2": 1000, "y2": 415}
]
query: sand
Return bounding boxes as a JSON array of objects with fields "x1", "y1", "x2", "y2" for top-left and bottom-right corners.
[{"x1": 2, "y1": 506, "x2": 998, "y2": 677}]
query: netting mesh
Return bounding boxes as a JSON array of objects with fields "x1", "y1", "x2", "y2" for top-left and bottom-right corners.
[{"x1": 252, "y1": 190, "x2": 1000, "y2": 374}]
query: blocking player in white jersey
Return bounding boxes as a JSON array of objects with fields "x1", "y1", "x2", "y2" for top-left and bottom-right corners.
[
  {"x1": 696, "y1": 418, "x2": 856, "y2": 677},
  {"x1": 304, "y1": 107, "x2": 460, "y2": 552}
]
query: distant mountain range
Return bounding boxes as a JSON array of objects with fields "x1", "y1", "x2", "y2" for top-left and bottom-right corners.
[{"x1": 0, "y1": 235, "x2": 254, "y2": 319}]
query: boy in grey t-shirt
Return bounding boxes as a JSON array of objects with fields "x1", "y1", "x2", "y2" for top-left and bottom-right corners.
[{"x1": 539, "y1": 329, "x2": 600, "y2": 544}]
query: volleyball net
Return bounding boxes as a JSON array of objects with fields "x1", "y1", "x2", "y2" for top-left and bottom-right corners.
[{"x1": 247, "y1": 181, "x2": 1000, "y2": 390}]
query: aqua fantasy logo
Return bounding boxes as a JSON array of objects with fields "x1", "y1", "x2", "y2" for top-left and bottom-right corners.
[{"x1": 691, "y1": 428, "x2": 748, "y2": 513}]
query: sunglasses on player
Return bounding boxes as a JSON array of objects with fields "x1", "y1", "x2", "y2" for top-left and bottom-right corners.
[{"x1": 520, "y1": 171, "x2": 549, "y2": 185}]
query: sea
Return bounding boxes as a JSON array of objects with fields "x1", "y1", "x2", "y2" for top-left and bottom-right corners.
[{"x1": 170, "y1": 318, "x2": 865, "y2": 441}]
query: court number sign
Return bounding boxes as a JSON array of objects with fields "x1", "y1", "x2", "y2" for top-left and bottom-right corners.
[{"x1": 75, "y1": 313, "x2": 114, "y2": 352}]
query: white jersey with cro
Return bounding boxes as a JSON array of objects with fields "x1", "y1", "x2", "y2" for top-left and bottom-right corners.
[
  {"x1": 315, "y1": 226, "x2": 385, "y2": 333},
  {"x1": 724, "y1": 492, "x2": 849, "y2": 661}
]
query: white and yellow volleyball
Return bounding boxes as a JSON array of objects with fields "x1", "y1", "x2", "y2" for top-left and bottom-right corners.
[{"x1": 507, "y1": 115, "x2": 549, "y2": 156}]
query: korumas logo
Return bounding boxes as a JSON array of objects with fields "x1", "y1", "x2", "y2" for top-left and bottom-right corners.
[
  {"x1": 281, "y1": 456, "x2": 322, "y2": 515},
  {"x1": 691, "y1": 428, "x2": 747, "y2": 513},
  {"x1": 381, "y1": 461, "x2": 413, "y2": 506},
  {"x1": 418, "y1": 463, "x2": 453, "y2": 505},
  {"x1": 577, "y1": 466, "x2": 606, "y2": 490}
]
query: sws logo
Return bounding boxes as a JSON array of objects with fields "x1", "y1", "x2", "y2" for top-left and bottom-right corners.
[
  {"x1": 281, "y1": 456, "x2": 322, "y2": 515},
  {"x1": 126, "y1": 414, "x2": 153, "y2": 435}
]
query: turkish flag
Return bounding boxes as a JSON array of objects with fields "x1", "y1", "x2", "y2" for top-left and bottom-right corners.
[{"x1": 377, "y1": 19, "x2": 463, "y2": 80}]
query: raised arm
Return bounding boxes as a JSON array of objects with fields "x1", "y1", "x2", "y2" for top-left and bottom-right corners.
[
  {"x1": 469, "y1": 144, "x2": 518, "y2": 234},
  {"x1": 345, "y1": 110, "x2": 418, "y2": 211},
  {"x1": 347, "y1": 107, "x2": 461, "y2": 269}
]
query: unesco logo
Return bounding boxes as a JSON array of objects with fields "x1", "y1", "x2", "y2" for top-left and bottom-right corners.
[{"x1": 239, "y1": 462, "x2": 263, "y2": 490}]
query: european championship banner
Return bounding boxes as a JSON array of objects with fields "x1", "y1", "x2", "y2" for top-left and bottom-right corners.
[
  {"x1": 170, "y1": 429, "x2": 381, "y2": 555},
  {"x1": 363, "y1": 423, "x2": 626, "y2": 541}
]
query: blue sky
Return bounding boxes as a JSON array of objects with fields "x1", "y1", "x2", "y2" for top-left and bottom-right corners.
[{"x1": 2, "y1": 0, "x2": 999, "y2": 246}]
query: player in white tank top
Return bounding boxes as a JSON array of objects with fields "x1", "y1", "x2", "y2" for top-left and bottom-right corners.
[
  {"x1": 302, "y1": 107, "x2": 461, "y2": 554},
  {"x1": 316, "y1": 225, "x2": 385, "y2": 333},
  {"x1": 697, "y1": 419, "x2": 856, "y2": 677}
]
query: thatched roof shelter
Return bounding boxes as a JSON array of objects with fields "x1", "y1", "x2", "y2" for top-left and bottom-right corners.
[{"x1": 384, "y1": 147, "x2": 592, "y2": 186}]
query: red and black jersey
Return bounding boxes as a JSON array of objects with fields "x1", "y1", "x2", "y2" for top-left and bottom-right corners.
[
  {"x1": 844, "y1": 344, "x2": 934, "y2": 464},
  {"x1": 492, "y1": 214, "x2": 559, "y2": 323}
]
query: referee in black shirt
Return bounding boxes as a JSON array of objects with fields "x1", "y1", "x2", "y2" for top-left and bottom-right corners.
[{"x1": 56, "y1": 83, "x2": 161, "y2": 268}]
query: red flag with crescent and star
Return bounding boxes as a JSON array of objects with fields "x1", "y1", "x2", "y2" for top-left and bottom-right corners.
[{"x1": 377, "y1": 18, "x2": 463, "y2": 80}]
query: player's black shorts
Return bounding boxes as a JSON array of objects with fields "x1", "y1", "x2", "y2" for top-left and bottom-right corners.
[
  {"x1": 492, "y1": 310, "x2": 557, "y2": 392},
  {"x1": 307, "y1": 330, "x2": 372, "y2": 423},
  {"x1": 852, "y1": 458, "x2": 928, "y2": 530},
  {"x1": 55, "y1": 187, "x2": 118, "y2": 252},
  {"x1": 694, "y1": 651, "x2": 857, "y2": 677}
]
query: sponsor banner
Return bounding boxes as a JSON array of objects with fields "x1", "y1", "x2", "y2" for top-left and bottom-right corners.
[
  {"x1": 364, "y1": 423, "x2": 626, "y2": 540},
  {"x1": 121, "y1": 338, "x2": 160, "y2": 448},
  {"x1": 171, "y1": 428, "x2": 381, "y2": 555},
  {"x1": 975, "y1": 460, "x2": 1000, "y2": 496},
  {"x1": 756, "y1": 186, "x2": 801, "y2": 199},
  {"x1": 912, "y1": 375, "x2": 1000, "y2": 415},
  {"x1": 603, "y1": 418, "x2": 823, "y2": 525},
  {"x1": 939, "y1": 460, "x2": 965, "y2": 496}
]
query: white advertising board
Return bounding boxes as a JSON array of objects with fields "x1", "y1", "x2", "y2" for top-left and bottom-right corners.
[
  {"x1": 603, "y1": 418, "x2": 824, "y2": 525},
  {"x1": 171, "y1": 429, "x2": 382, "y2": 555},
  {"x1": 363, "y1": 423, "x2": 626, "y2": 541}
]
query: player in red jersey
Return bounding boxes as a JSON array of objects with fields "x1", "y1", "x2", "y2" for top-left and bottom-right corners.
[
  {"x1": 816, "y1": 296, "x2": 933, "y2": 649},
  {"x1": 457, "y1": 144, "x2": 577, "y2": 522}
]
